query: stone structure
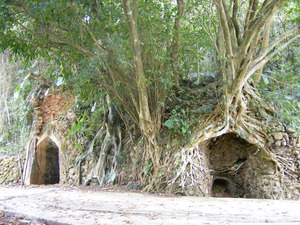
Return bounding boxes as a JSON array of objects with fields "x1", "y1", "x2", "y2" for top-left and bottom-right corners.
[
  {"x1": 24, "y1": 132, "x2": 62, "y2": 185},
  {"x1": 174, "y1": 127, "x2": 300, "y2": 200},
  {"x1": 23, "y1": 90, "x2": 80, "y2": 185},
  {"x1": 0, "y1": 155, "x2": 23, "y2": 185},
  {"x1": 18, "y1": 88, "x2": 300, "y2": 200}
]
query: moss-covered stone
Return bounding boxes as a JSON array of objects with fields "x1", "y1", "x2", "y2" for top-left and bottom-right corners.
[{"x1": 0, "y1": 155, "x2": 22, "y2": 185}]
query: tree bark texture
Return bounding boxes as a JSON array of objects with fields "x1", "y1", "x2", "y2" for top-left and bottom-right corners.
[
  {"x1": 122, "y1": 0, "x2": 163, "y2": 188},
  {"x1": 83, "y1": 101, "x2": 121, "y2": 186}
]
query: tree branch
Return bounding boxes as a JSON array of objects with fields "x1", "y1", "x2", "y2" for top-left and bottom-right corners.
[
  {"x1": 251, "y1": 26, "x2": 300, "y2": 67},
  {"x1": 68, "y1": 3, "x2": 106, "y2": 53},
  {"x1": 170, "y1": 0, "x2": 186, "y2": 63},
  {"x1": 239, "y1": 0, "x2": 283, "y2": 58},
  {"x1": 42, "y1": 27, "x2": 95, "y2": 57},
  {"x1": 15, "y1": 3, "x2": 95, "y2": 57},
  {"x1": 232, "y1": 0, "x2": 241, "y2": 45},
  {"x1": 0, "y1": 34, "x2": 76, "y2": 64},
  {"x1": 29, "y1": 72, "x2": 52, "y2": 87},
  {"x1": 214, "y1": 0, "x2": 236, "y2": 83},
  {"x1": 215, "y1": 0, "x2": 234, "y2": 57},
  {"x1": 246, "y1": 33, "x2": 300, "y2": 79},
  {"x1": 0, "y1": 34, "x2": 51, "y2": 47},
  {"x1": 123, "y1": 0, "x2": 153, "y2": 130},
  {"x1": 198, "y1": 3, "x2": 219, "y2": 55}
]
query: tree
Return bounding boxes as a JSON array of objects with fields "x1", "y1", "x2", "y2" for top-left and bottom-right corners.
[
  {"x1": 0, "y1": 0, "x2": 186, "y2": 188},
  {"x1": 169, "y1": 0, "x2": 300, "y2": 197},
  {"x1": 122, "y1": 0, "x2": 186, "y2": 188},
  {"x1": 1, "y1": 0, "x2": 299, "y2": 193},
  {"x1": 192, "y1": 0, "x2": 299, "y2": 145}
]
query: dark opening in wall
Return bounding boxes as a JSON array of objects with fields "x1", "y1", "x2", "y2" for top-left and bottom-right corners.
[
  {"x1": 212, "y1": 176, "x2": 236, "y2": 197},
  {"x1": 30, "y1": 137, "x2": 60, "y2": 184},
  {"x1": 208, "y1": 133, "x2": 257, "y2": 198},
  {"x1": 44, "y1": 139, "x2": 60, "y2": 184}
]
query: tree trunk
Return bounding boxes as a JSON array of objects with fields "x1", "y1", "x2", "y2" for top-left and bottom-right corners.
[
  {"x1": 170, "y1": 0, "x2": 186, "y2": 83},
  {"x1": 122, "y1": 0, "x2": 163, "y2": 189}
]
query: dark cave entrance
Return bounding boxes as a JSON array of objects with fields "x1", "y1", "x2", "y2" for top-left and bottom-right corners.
[
  {"x1": 30, "y1": 137, "x2": 60, "y2": 184},
  {"x1": 212, "y1": 176, "x2": 236, "y2": 197},
  {"x1": 208, "y1": 133, "x2": 257, "y2": 198}
]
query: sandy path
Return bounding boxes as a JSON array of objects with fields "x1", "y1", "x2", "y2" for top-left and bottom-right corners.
[{"x1": 0, "y1": 185, "x2": 299, "y2": 225}]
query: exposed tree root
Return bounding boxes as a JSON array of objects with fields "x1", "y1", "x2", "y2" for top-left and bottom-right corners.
[
  {"x1": 78, "y1": 103, "x2": 122, "y2": 186},
  {"x1": 76, "y1": 126, "x2": 106, "y2": 184},
  {"x1": 169, "y1": 81, "x2": 298, "y2": 198},
  {"x1": 169, "y1": 142, "x2": 212, "y2": 196}
]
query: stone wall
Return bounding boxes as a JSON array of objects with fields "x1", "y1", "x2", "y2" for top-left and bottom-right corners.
[
  {"x1": 267, "y1": 122, "x2": 300, "y2": 149},
  {"x1": 242, "y1": 150, "x2": 299, "y2": 200},
  {"x1": 265, "y1": 122, "x2": 300, "y2": 199},
  {"x1": 0, "y1": 155, "x2": 23, "y2": 185}
]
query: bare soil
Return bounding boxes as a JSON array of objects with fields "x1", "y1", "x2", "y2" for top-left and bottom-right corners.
[{"x1": 0, "y1": 185, "x2": 299, "y2": 225}]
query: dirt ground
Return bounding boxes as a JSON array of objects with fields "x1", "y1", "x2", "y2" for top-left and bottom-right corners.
[{"x1": 0, "y1": 185, "x2": 299, "y2": 225}]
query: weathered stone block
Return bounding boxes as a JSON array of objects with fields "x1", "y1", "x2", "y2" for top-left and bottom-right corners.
[
  {"x1": 286, "y1": 127, "x2": 296, "y2": 133},
  {"x1": 268, "y1": 135, "x2": 274, "y2": 143},
  {"x1": 69, "y1": 168, "x2": 76, "y2": 176},
  {"x1": 281, "y1": 140, "x2": 287, "y2": 146},
  {"x1": 274, "y1": 140, "x2": 281, "y2": 147},
  {"x1": 273, "y1": 132, "x2": 283, "y2": 140},
  {"x1": 290, "y1": 137, "x2": 297, "y2": 146}
]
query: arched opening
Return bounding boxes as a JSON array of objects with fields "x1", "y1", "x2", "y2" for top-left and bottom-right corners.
[
  {"x1": 208, "y1": 133, "x2": 257, "y2": 197},
  {"x1": 212, "y1": 177, "x2": 236, "y2": 197},
  {"x1": 30, "y1": 137, "x2": 60, "y2": 184}
]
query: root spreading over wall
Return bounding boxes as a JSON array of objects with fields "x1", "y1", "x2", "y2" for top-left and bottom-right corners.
[
  {"x1": 170, "y1": 128, "x2": 299, "y2": 199},
  {"x1": 19, "y1": 85, "x2": 300, "y2": 200}
]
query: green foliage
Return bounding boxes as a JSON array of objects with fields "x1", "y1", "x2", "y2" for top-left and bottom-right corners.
[
  {"x1": 67, "y1": 99, "x2": 106, "y2": 154},
  {"x1": 179, "y1": 1, "x2": 217, "y2": 79},
  {"x1": 260, "y1": 60, "x2": 300, "y2": 128},
  {"x1": 164, "y1": 105, "x2": 199, "y2": 139},
  {"x1": 0, "y1": 75, "x2": 33, "y2": 154},
  {"x1": 280, "y1": 1, "x2": 300, "y2": 24},
  {"x1": 83, "y1": 104, "x2": 106, "y2": 135},
  {"x1": 67, "y1": 110, "x2": 87, "y2": 138}
]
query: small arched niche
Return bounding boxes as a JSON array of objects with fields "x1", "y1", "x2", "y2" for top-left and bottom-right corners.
[
  {"x1": 30, "y1": 137, "x2": 60, "y2": 184},
  {"x1": 212, "y1": 176, "x2": 236, "y2": 197}
]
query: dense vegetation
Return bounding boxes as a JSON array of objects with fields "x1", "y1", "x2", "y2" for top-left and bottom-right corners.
[{"x1": 0, "y1": 0, "x2": 299, "y2": 190}]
